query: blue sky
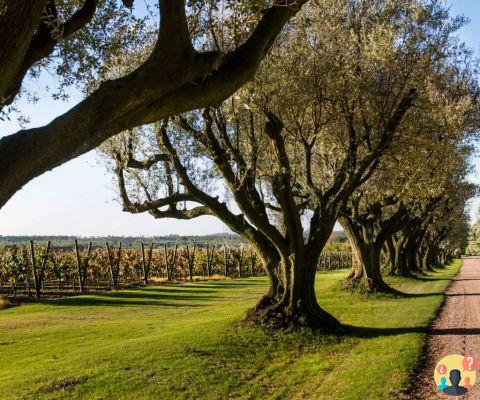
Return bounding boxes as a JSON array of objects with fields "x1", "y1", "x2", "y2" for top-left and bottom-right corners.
[{"x1": 1, "y1": 1, "x2": 479, "y2": 236}]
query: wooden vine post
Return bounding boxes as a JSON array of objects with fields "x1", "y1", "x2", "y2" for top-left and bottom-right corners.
[
  {"x1": 106, "y1": 242, "x2": 122, "y2": 289},
  {"x1": 205, "y1": 245, "x2": 215, "y2": 277},
  {"x1": 223, "y1": 246, "x2": 230, "y2": 277},
  {"x1": 29, "y1": 240, "x2": 51, "y2": 298},
  {"x1": 75, "y1": 239, "x2": 92, "y2": 292},
  {"x1": 163, "y1": 245, "x2": 168, "y2": 280},
  {"x1": 238, "y1": 247, "x2": 244, "y2": 278},
  {"x1": 172, "y1": 245, "x2": 178, "y2": 280},
  {"x1": 163, "y1": 245, "x2": 178, "y2": 281},
  {"x1": 186, "y1": 245, "x2": 196, "y2": 282},
  {"x1": 141, "y1": 243, "x2": 154, "y2": 285},
  {"x1": 24, "y1": 252, "x2": 32, "y2": 297}
]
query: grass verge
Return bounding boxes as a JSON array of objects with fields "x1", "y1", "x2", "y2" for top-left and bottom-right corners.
[{"x1": 0, "y1": 260, "x2": 461, "y2": 400}]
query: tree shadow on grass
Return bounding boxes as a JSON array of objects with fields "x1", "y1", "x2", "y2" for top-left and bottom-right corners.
[
  {"x1": 48, "y1": 287, "x2": 218, "y2": 308},
  {"x1": 407, "y1": 276, "x2": 448, "y2": 282},
  {"x1": 399, "y1": 265, "x2": 456, "y2": 282},
  {"x1": 143, "y1": 287, "x2": 217, "y2": 294},
  {"x1": 115, "y1": 289, "x2": 217, "y2": 299},
  {"x1": 49, "y1": 297, "x2": 208, "y2": 307},
  {"x1": 405, "y1": 272, "x2": 452, "y2": 282},
  {"x1": 444, "y1": 292, "x2": 480, "y2": 297},
  {"x1": 186, "y1": 281, "x2": 267, "y2": 289},
  {"x1": 344, "y1": 325, "x2": 480, "y2": 338},
  {"x1": 366, "y1": 286, "x2": 444, "y2": 298},
  {"x1": 344, "y1": 324, "x2": 427, "y2": 338},
  {"x1": 429, "y1": 328, "x2": 480, "y2": 335},
  {"x1": 44, "y1": 279, "x2": 266, "y2": 308},
  {"x1": 393, "y1": 292, "x2": 444, "y2": 298},
  {"x1": 384, "y1": 291, "x2": 479, "y2": 298},
  {"x1": 387, "y1": 286, "x2": 453, "y2": 298}
]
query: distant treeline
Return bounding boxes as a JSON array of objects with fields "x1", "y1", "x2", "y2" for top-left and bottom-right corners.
[
  {"x1": 0, "y1": 231, "x2": 347, "y2": 250},
  {"x1": 0, "y1": 234, "x2": 243, "y2": 249}
]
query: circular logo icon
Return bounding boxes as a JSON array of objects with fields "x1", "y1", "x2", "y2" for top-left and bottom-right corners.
[{"x1": 434, "y1": 355, "x2": 478, "y2": 396}]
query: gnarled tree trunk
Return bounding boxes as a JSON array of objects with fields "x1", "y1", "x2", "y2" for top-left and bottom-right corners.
[
  {"x1": 246, "y1": 213, "x2": 342, "y2": 331},
  {"x1": 340, "y1": 216, "x2": 390, "y2": 292},
  {"x1": 394, "y1": 235, "x2": 411, "y2": 277},
  {"x1": 421, "y1": 246, "x2": 435, "y2": 271},
  {"x1": 385, "y1": 236, "x2": 397, "y2": 275},
  {"x1": 246, "y1": 251, "x2": 341, "y2": 331},
  {"x1": 405, "y1": 238, "x2": 419, "y2": 273}
]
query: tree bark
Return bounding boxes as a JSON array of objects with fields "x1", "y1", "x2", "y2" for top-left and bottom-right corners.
[
  {"x1": 245, "y1": 212, "x2": 342, "y2": 331},
  {"x1": 393, "y1": 236, "x2": 410, "y2": 277},
  {"x1": 245, "y1": 252, "x2": 341, "y2": 331},
  {"x1": 385, "y1": 236, "x2": 396, "y2": 275},
  {"x1": 405, "y1": 238, "x2": 419, "y2": 273},
  {"x1": 340, "y1": 216, "x2": 391, "y2": 292},
  {"x1": 0, "y1": 0, "x2": 308, "y2": 209},
  {"x1": 422, "y1": 247, "x2": 435, "y2": 272},
  {"x1": 1, "y1": 0, "x2": 100, "y2": 108},
  {"x1": 0, "y1": 1, "x2": 48, "y2": 104},
  {"x1": 349, "y1": 241, "x2": 389, "y2": 292}
]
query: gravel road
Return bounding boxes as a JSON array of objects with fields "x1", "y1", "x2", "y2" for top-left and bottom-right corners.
[{"x1": 405, "y1": 257, "x2": 480, "y2": 399}]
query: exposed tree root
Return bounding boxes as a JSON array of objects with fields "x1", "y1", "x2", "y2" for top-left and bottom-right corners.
[{"x1": 244, "y1": 296, "x2": 344, "y2": 333}]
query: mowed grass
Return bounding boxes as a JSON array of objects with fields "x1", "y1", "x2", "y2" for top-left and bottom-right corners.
[{"x1": 0, "y1": 260, "x2": 461, "y2": 400}]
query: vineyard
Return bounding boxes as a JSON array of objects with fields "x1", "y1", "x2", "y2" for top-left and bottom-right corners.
[{"x1": 0, "y1": 240, "x2": 352, "y2": 298}]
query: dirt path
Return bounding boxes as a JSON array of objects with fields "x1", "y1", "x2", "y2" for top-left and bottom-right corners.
[{"x1": 406, "y1": 257, "x2": 480, "y2": 399}]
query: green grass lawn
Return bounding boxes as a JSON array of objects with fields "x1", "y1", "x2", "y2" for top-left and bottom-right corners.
[{"x1": 0, "y1": 260, "x2": 461, "y2": 400}]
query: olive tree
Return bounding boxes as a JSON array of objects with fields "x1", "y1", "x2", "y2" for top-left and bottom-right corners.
[
  {"x1": 99, "y1": 0, "x2": 467, "y2": 330},
  {"x1": 340, "y1": 145, "x2": 476, "y2": 291},
  {"x1": 0, "y1": 0, "x2": 309, "y2": 208},
  {"x1": 398, "y1": 179, "x2": 476, "y2": 273},
  {"x1": 340, "y1": 92, "x2": 478, "y2": 291}
]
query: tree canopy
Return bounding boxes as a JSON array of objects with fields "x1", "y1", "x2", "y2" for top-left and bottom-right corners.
[
  {"x1": 0, "y1": 0, "x2": 308, "y2": 208},
  {"x1": 100, "y1": 0, "x2": 479, "y2": 328}
]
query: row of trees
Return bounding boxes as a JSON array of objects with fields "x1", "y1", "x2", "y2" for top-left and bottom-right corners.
[
  {"x1": 0, "y1": 241, "x2": 352, "y2": 297},
  {"x1": 1, "y1": 1, "x2": 478, "y2": 331},
  {"x1": 339, "y1": 125, "x2": 475, "y2": 291},
  {"x1": 100, "y1": 0, "x2": 479, "y2": 330}
]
